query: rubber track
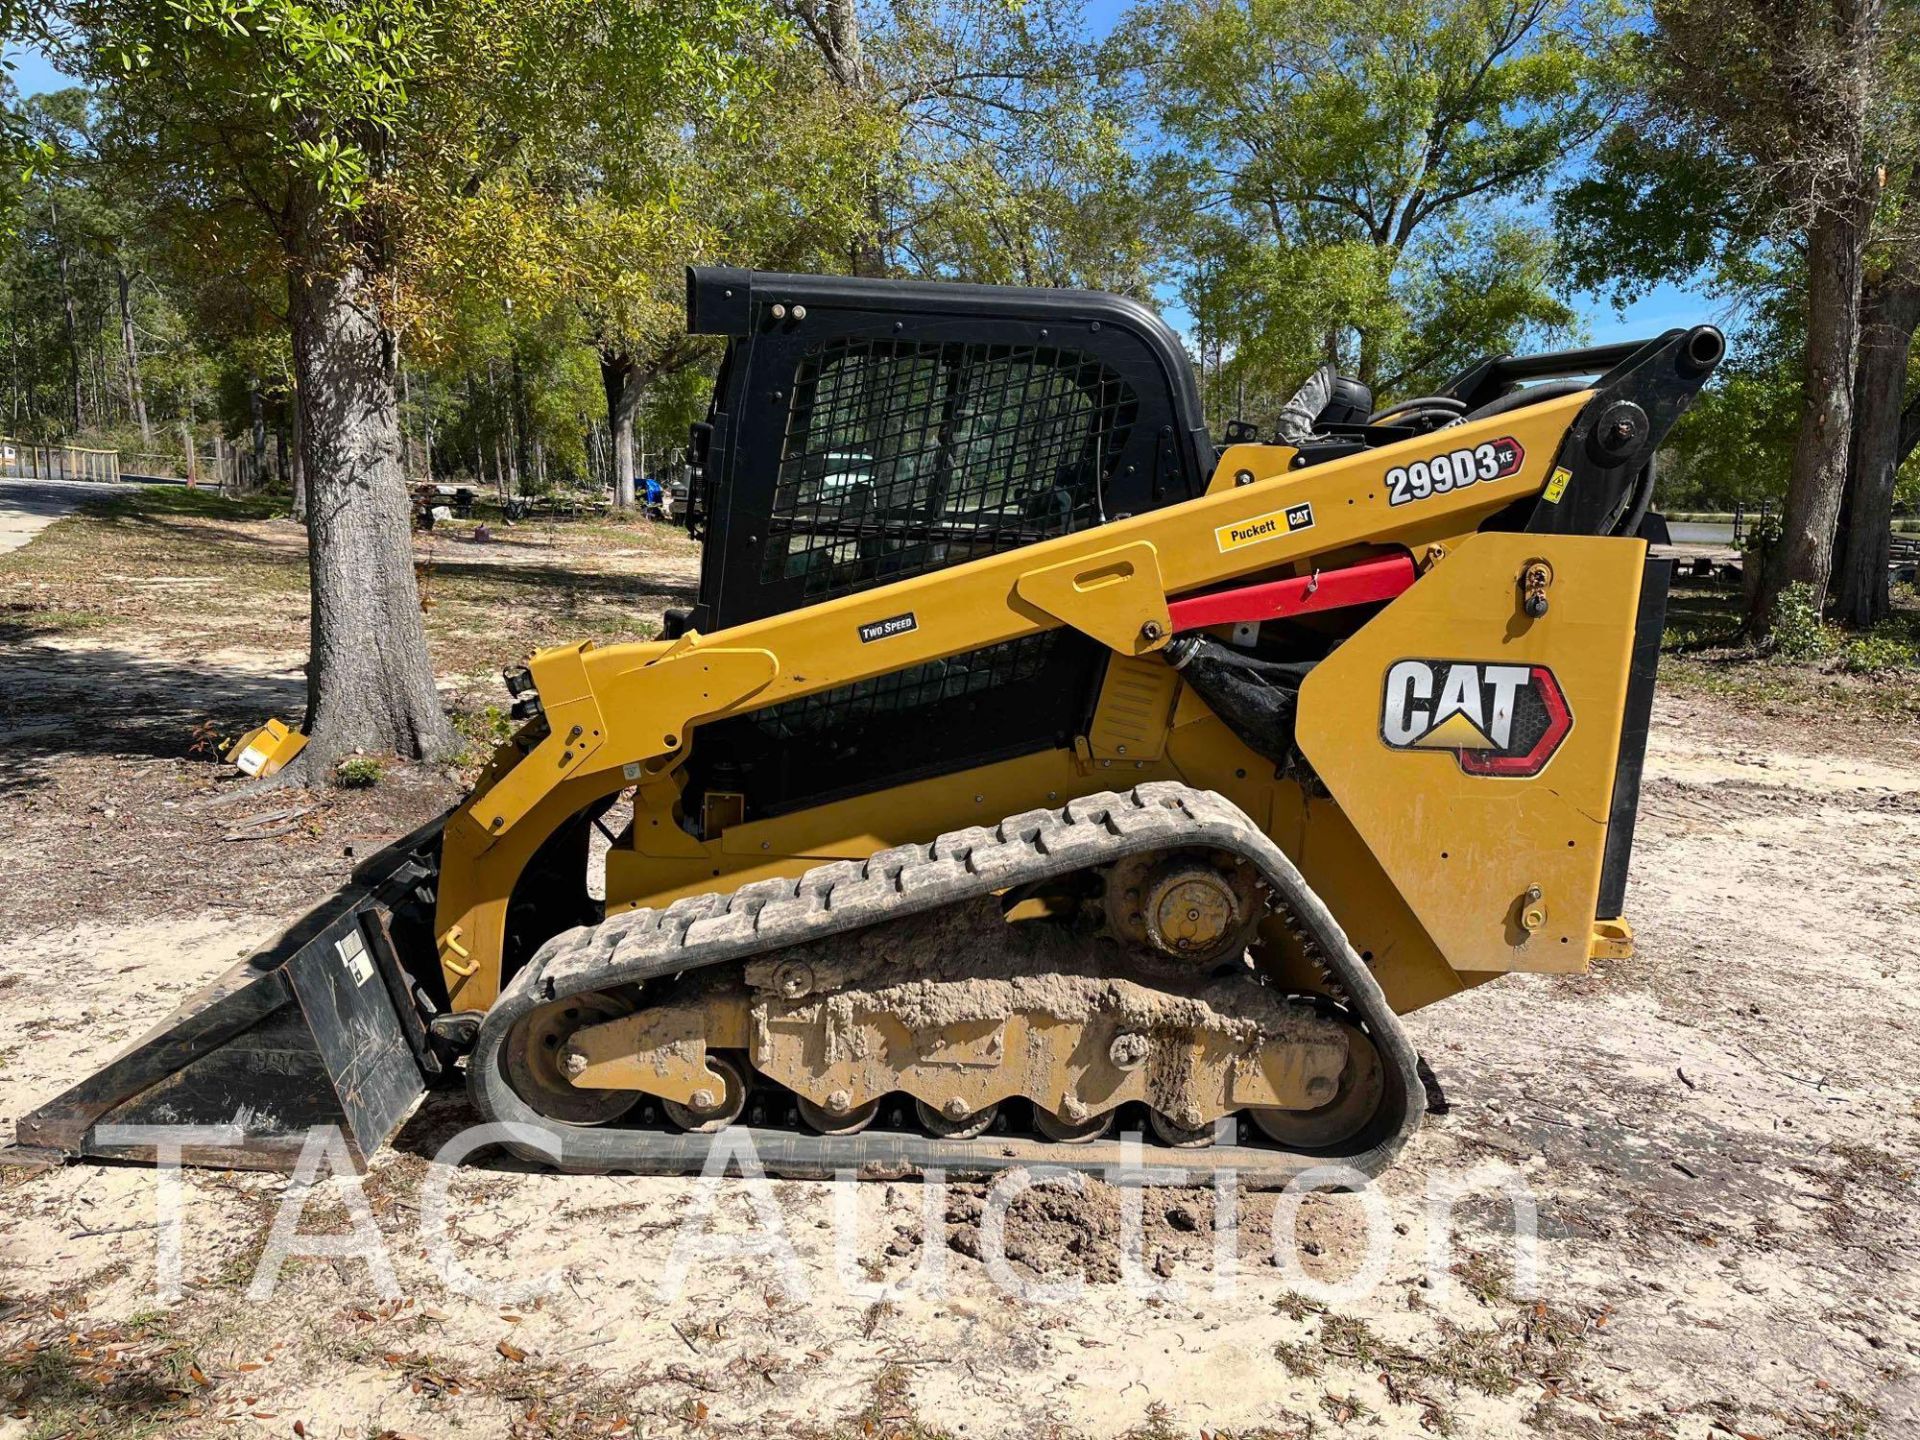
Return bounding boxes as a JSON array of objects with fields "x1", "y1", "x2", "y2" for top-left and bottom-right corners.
[{"x1": 470, "y1": 783, "x2": 1426, "y2": 1186}]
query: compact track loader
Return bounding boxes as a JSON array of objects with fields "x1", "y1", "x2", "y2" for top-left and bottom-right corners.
[{"x1": 13, "y1": 269, "x2": 1723, "y2": 1184}]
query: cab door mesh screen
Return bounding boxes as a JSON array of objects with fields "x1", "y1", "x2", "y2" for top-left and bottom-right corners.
[{"x1": 763, "y1": 337, "x2": 1137, "y2": 597}]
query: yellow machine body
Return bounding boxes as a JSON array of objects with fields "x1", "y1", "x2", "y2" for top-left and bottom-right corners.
[{"x1": 431, "y1": 388, "x2": 1641, "y2": 1018}]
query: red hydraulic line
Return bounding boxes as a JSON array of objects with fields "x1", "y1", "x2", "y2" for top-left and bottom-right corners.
[{"x1": 1168, "y1": 552, "x2": 1418, "y2": 633}]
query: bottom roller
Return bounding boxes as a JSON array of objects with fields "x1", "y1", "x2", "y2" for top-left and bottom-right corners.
[{"x1": 6, "y1": 820, "x2": 447, "y2": 1173}]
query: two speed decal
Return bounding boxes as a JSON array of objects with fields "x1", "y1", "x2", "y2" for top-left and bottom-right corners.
[
  {"x1": 858, "y1": 612, "x2": 917, "y2": 643},
  {"x1": 1385, "y1": 436, "x2": 1524, "y2": 507},
  {"x1": 1381, "y1": 659, "x2": 1572, "y2": 777}
]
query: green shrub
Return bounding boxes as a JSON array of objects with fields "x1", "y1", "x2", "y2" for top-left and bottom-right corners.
[
  {"x1": 1768, "y1": 583, "x2": 1835, "y2": 661},
  {"x1": 1841, "y1": 632, "x2": 1918, "y2": 673},
  {"x1": 1662, "y1": 625, "x2": 1702, "y2": 651},
  {"x1": 335, "y1": 755, "x2": 384, "y2": 788}
]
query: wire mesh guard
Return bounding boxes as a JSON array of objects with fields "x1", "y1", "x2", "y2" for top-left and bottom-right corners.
[
  {"x1": 750, "y1": 632, "x2": 1061, "y2": 741},
  {"x1": 763, "y1": 337, "x2": 1139, "y2": 598}
]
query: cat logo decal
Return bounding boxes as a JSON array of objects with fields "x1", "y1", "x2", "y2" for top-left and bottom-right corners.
[{"x1": 1380, "y1": 660, "x2": 1572, "y2": 776}]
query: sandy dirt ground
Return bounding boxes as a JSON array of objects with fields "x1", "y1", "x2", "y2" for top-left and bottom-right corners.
[{"x1": 1, "y1": 499, "x2": 1916, "y2": 1439}]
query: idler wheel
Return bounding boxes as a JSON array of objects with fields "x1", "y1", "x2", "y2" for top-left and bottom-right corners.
[{"x1": 503, "y1": 989, "x2": 640, "y2": 1126}]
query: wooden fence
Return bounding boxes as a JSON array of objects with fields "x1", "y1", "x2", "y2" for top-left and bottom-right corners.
[{"x1": 0, "y1": 438, "x2": 123, "y2": 484}]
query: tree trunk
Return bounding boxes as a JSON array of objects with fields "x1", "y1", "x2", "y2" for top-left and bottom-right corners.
[
  {"x1": 290, "y1": 390, "x2": 307, "y2": 521},
  {"x1": 8, "y1": 306, "x2": 20, "y2": 426},
  {"x1": 807, "y1": 0, "x2": 887, "y2": 276},
  {"x1": 601, "y1": 350, "x2": 639, "y2": 509},
  {"x1": 49, "y1": 194, "x2": 84, "y2": 432},
  {"x1": 1750, "y1": 197, "x2": 1871, "y2": 631},
  {"x1": 181, "y1": 421, "x2": 198, "y2": 486},
  {"x1": 1831, "y1": 278, "x2": 1919, "y2": 627},
  {"x1": 249, "y1": 375, "x2": 270, "y2": 487},
  {"x1": 399, "y1": 360, "x2": 414, "y2": 482},
  {"x1": 116, "y1": 257, "x2": 151, "y2": 447},
  {"x1": 288, "y1": 249, "x2": 455, "y2": 774}
]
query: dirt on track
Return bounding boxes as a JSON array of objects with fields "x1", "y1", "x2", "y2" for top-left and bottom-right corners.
[{"x1": 1, "y1": 498, "x2": 1918, "y2": 1440}]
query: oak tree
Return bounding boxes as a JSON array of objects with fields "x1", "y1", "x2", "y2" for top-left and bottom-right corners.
[{"x1": 45, "y1": 0, "x2": 763, "y2": 774}]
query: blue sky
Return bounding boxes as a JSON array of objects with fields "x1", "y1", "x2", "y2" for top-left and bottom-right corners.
[
  {"x1": 5, "y1": 29, "x2": 1713, "y2": 349},
  {"x1": 4, "y1": 41, "x2": 72, "y2": 97}
]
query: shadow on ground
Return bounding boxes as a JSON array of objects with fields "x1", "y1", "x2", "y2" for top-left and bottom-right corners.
[
  {"x1": 423, "y1": 558, "x2": 699, "y2": 609},
  {"x1": 0, "y1": 638, "x2": 304, "y2": 795}
]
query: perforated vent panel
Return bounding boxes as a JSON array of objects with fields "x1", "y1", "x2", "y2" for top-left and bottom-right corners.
[{"x1": 762, "y1": 338, "x2": 1137, "y2": 599}]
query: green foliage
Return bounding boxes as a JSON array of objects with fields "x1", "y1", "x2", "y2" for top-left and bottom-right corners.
[
  {"x1": 1556, "y1": 123, "x2": 1768, "y2": 306},
  {"x1": 903, "y1": 99, "x2": 1161, "y2": 294},
  {"x1": 1767, "y1": 583, "x2": 1834, "y2": 662},
  {"x1": 333, "y1": 755, "x2": 383, "y2": 787},
  {"x1": 1556, "y1": 0, "x2": 1920, "y2": 574},
  {"x1": 1659, "y1": 361, "x2": 1802, "y2": 510},
  {"x1": 1137, "y1": 0, "x2": 1625, "y2": 412},
  {"x1": 66, "y1": 0, "x2": 773, "y2": 225},
  {"x1": 1841, "y1": 630, "x2": 1918, "y2": 673}
]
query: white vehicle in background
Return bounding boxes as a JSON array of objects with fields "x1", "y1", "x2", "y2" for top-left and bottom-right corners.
[{"x1": 816, "y1": 450, "x2": 875, "y2": 499}]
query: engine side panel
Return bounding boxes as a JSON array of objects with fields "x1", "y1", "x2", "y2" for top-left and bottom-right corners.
[{"x1": 1294, "y1": 532, "x2": 1646, "y2": 975}]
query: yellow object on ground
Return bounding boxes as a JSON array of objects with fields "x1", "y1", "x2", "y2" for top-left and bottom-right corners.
[{"x1": 227, "y1": 718, "x2": 307, "y2": 778}]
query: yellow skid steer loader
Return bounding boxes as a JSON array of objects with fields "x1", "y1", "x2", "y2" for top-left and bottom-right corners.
[{"x1": 12, "y1": 269, "x2": 1723, "y2": 1184}]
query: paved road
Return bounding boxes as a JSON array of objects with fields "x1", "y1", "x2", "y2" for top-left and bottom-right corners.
[{"x1": 0, "y1": 477, "x2": 131, "y2": 555}]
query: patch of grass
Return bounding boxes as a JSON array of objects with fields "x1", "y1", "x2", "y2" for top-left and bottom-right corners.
[
  {"x1": 1272, "y1": 1290, "x2": 1327, "y2": 1321},
  {"x1": 1116, "y1": 1402, "x2": 1184, "y2": 1440},
  {"x1": 0, "y1": 1318, "x2": 208, "y2": 1440},
  {"x1": 1273, "y1": 1339, "x2": 1323, "y2": 1378},
  {"x1": 803, "y1": 1363, "x2": 958, "y2": 1440},
  {"x1": 0, "y1": 602, "x2": 113, "y2": 637},
  {"x1": 1317, "y1": 1315, "x2": 1389, "y2": 1369},
  {"x1": 1286, "y1": 1260, "x2": 1598, "y2": 1433},
  {"x1": 1449, "y1": 1249, "x2": 1514, "y2": 1306},
  {"x1": 1696, "y1": 1388, "x2": 1882, "y2": 1440},
  {"x1": 334, "y1": 756, "x2": 385, "y2": 788},
  {"x1": 93, "y1": 486, "x2": 287, "y2": 522},
  {"x1": 1318, "y1": 1390, "x2": 1373, "y2": 1425},
  {"x1": 1114, "y1": 1404, "x2": 1315, "y2": 1440},
  {"x1": 1829, "y1": 1140, "x2": 1917, "y2": 1185},
  {"x1": 1800, "y1": 1392, "x2": 1877, "y2": 1440},
  {"x1": 0, "y1": 484, "x2": 311, "y2": 657},
  {"x1": 205, "y1": 1185, "x2": 285, "y2": 1292},
  {"x1": 563, "y1": 517, "x2": 701, "y2": 552},
  {"x1": 44, "y1": 1259, "x2": 132, "y2": 1317}
]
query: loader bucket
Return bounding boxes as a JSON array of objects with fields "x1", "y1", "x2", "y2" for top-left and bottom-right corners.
[{"x1": 9, "y1": 819, "x2": 448, "y2": 1173}]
